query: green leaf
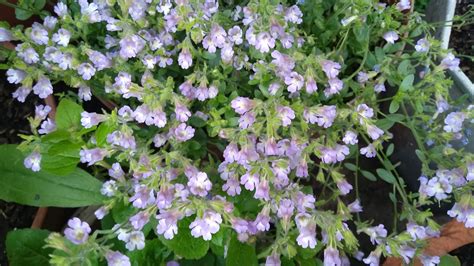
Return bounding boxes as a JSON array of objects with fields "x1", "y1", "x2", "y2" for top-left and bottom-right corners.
[
  {"x1": 33, "y1": 0, "x2": 46, "y2": 10},
  {"x1": 344, "y1": 163, "x2": 357, "y2": 171},
  {"x1": 376, "y1": 168, "x2": 395, "y2": 184},
  {"x1": 95, "y1": 122, "x2": 116, "y2": 147},
  {"x1": 415, "y1": 149, "x2": 425, "y2": 161},
  {"x1": 55, "y1": 99, "x2": 84, "y2": 131},
  {"x1": 189, "y1": 116, "x2": 207, "y2": 128},
  {"x1": 389, "y1": 100, "x2": 400, "y2": 114},
  {"x1": 6, "y1": 229, "x2": 53, "y2": 266},
  {"x1": 400, "y1": 74, "x2": 414, "y2": 91},
  {"x1": 225, "y1": 234, "x2": 258, "y2": 266},
  {"x1": 439, "y1": 255, "x2": 461, "y2": 266},
  {"x1": 128, "y1": 239, "x2": 169, "y2": 266},
  {"x1": 0, "y1": 144, "x2": 104, "y2": 207},
  {"x1": 386, "y1": 144, "x2": 394, "y2": 157},
  {"x1": 361, "y1": 170, "x2": 377, "y2": 182},
  {"x1": 15, "y1": 8, "x2": 34, "y2": 20},
  {"x1": 159, "y1": 217, "x2": 209, "y2": 260},
  {"x1": 41, "y1": 140, "x2": 82, "y2": 175}
]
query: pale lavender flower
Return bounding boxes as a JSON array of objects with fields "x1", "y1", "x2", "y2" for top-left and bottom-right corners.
[
  {"x1": 366, "y1": 224, "x2": 387, "y2": 245},
  {"x1": 101, "y1": 180, "x2": 117, "y2": 197},
  {"x1": 156, "y1": 186, "x2": 174, "y2": 209},
  {"x1": 129, "y1": 185, "x2": 155, "y2": 209},
  {"x1": 208, "y1": 84, "x2": 218, "y2": 98},
  {"x1": 443, "y1": 111, "x2": 466, "y2": 133},
  {"x1": 367, "y1": 124, "x2": 384, "y2": 140},
  {"x1": 467, "y1": 163, "x2": 474, "y2": 181},
  {"x1": 94, "y1": 206, "x2": 108, "y2": 220},
  {"x1": 419, "y1": 255, "x2": 440, "y2": 266},
  {"x1": 54, "y1": 2, "x2": 68, "y2": 17},
  {"x1": 107, "y1": 131, "x2": 136, "y2": 150},
  {"x1": 231, "y1": 97, "x2": 254, "y2": 114},
  {"x1": 360, "y1": 144, "x2": 376, "y2": 158},
  {"x1": 415, "y1": 38, "x2": 430, "y2": 53},
  {"x1": 306, "y1": 77, "x2": 318, "y2": 94},
  {"x1": 357, "y1": 72, "x2": 369, "y2": 84},
  {"x1": 374, "y1": 82, "x2": 386, "y2": 93},
  {"x1": 35, "y1": 104, "x2": 51, "y2": 120},
  {"x1": 130, "y1": 211, "x2": 150, "y2": 230},
  {"x1": 254, "y1": 212, "x2": 271, "y2": 232},
  {"x1": 38, "y1": 118, "x2": 56, "y2": 134},
  {"x1": 58, "y1": 53, "x2": 72, "y2": 70},
  {"x1": 325, "y1": 78, "x2": 344, "y2": 96},
  {"x1": 32, "y1": 77, "x2": 53, "y2": 99},
  {"x1": 343, "y1": 131, "x2": 358, "y2": 145},
  {"x1": 222, "y1": 177, "x2": 241, "y2": 196},
  {"x1": 80, "y1": 148, "x2": 107, "y2": 166},
  {"x1": 30, "y1": 23, "x2": 49, "y2": 45},
  {"x1": 79, "y1": 86, "x2": 92, "y2": 101},
  {"x1": 383, "y1": 31, "x2": 399, "y2": 44},
  {"x1": 81, "y1": 112, "x2": 105, "y2": 128},
  {"x1": 266, "y1": 254, "x2": 281, "y2": 266},
  {"x1": 106, "y1": 251, "x2": 131, "y2": 266},
  {"x1": 142, "y1": 54, "x2": 157, "y2": 69},
  {"x1": 284, "y1": 72, "x2": 304, "y2": 93},
  {"x1": 43, "y1": 47, "x2": 62, "y2": 62},
  {"x1": 79, "y1": 0, "x2": 101, "y2": 23},
  {"x1": 277, "y1": 106, "x2": 295, "y2": 126},
  {"x1": 64, "y1": 218, "x2": 91, "y2": 244},
  {"x1": 406, "y1": 222, "x2": 427, "y2": 240},
  {"x1": 119, "y1": 35, "x2": 146, "y2": 59},
  {"x1": 188, "y1": 172, "x2": 212, "y2": 197},
  {"x1": 129, "y1": 0, "x2": 148, "y2": 20},
  {"x1": 396, "y1": 0, "x2": 411, "y2": 11},
  {"x1": 255, "y1": 32, "x2": 275, "y2": 53},
  {"x1": 124, "y1": 231, "x2": 145, "y2": 251},
  {"x1": 348, "y1": 199, "x2": 363, "y2": 213},
  {"x1": 241, "y1": 172, "x2": 260, "y2": 191},
  {"x1": 175, "y1": 105, "x2": 191, "y2": 122},
  {"x1": 153, "y1": 133, "x2": 167, "y2": 148},
  {"x1": 157, "y1": 210, "x2": 181, "y2": 239},
  {"x1": 447, "y1": 203, "x2": 474, "y2": 228},
  {"x1": 239, "y1": 111, "x2": 256, "y2": 129},
  {"x1": 52, "y1": 29, "x2": 71, "y2": 46},
  {"x1": 271, "y1": 50, "x2": 295, "y2": 74},
  {"x1": 304, "y1": 105, "x2": 337, "y2": 128},
  {"x1": 254, "y1": 180, "x2": 270, "y2": 201},
  {"x1": 284, "y1": 5, "x2": 303, "y2": 24},
  {"x1": 24, "y1": 152, "x2": 41, "y2": 172},
  {"x1": 190, "y1": 210, "x2": 222, "y2": 240},
  {"x1": 440, "y1": 53, "x2": 460, "y2": 70},
  {"x1": 6, "y1": 69, "x2": 26, "y2": 84},
  {"x1": 88, "y1": 50, "x2": 112, "y2": 70},
  {"x1": 77, "y1": 63, "x2": 96, "y2": 80},
  {"x1": 223, "y1": 143, "x2": 239, "y2": 163},
  {"x1": 0, "y1": 28, "x2": 12, "y2": 42},
  {"x1": 337, "y1": 179, "x2": 353, "y2": 195},
  {"x1": 174, "y1": 123, "x2": 195, "y2": 142},
  {"x1": 195, "y1": 85, "x2": 209, "y2": 101},
  {"x1": 178, "y1": 48, "x2": 193, "y2": 69},
  {"x1": 277, "y1": 199, "x2": 295, "y2": 220},
  {"x1": 324, "y1": 247, "x2": 342, "y2": 266},
  {"x1": 357, "y1": 104, "x2": 374, "y2": 119},
  {"x1": 363, "y1": 252, "x2": 380, "y2": 266},
  {"x1": 12, "y1": 86, "x2": 31, "y2": 102},
  {"x1": 399, "y1": 245, "x2": 416, "y2": 264},
  {"x1": 228, "y1": 26, "x2": 243, "y2": 45},
  {"x1": 221, "y1": 44, "x2": 234, "y2": 63},
  {"x1": 296, "y1": 192, "x2": 316, "y2": 212},
  {"x1": 17, "y1": 45, "x2": 39, "y2": 64},
  {"x1": 321, "y1": 60, "x2": 341, "y2": 79}
]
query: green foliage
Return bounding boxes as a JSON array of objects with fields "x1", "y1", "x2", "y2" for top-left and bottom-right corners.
[
  {"x1": 439, "y1": 254, "x2": 461, "y2": 266},
  {"x1": 55, "y1": 98, "x2": 84, "y2": 131},
  {"x1": 225, "y1": 234, "x2": 258, "y2": 266},
  {"x1": 0, "y1": 144, "x2": 104, "y2": 207},
  {"x1": 6, "y1": 229, "x2": 53, "y2": 266}
]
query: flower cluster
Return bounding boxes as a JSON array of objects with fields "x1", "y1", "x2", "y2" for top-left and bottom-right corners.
[{"x1": 3, "y1": 0, "x2": 474, "y2": 265}]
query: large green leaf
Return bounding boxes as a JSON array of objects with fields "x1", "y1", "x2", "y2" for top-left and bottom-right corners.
[
  {"x1": 55, "y1": 98, "x2": 84, "y2": 130},
  {"x1": 159, "y1": 217, "x2": 209, "y2": 260},
  {"x1": 41, "y1": 140, "x2": 82, "y2": 176},
  {"x1": 128, "y1": 239, "x2": 170, "y2": 266},
  {"x1": 6, "y1": 229, "x2": 53, "y2": 266},
  {"x1": 0, "y1": 144, "x2": 104, "y2": 207},
  {"x1": 225, "y1": 234, "x2": 258, "y2": 266}
]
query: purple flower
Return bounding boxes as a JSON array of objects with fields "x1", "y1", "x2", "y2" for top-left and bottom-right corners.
[
  {"x1": 374, "y1": 82, "x2": 386, "y2": 93},
  {"x1": 24, "y1": 152, "x2": 41, "y2": 172},
  {"x1": 254, "y1": 179, "x2": 270, "y2": 201},
  {"x1": 130, "y1": 211, "x2": 150, "y2": 230},
  {"x1": 284, "y1": 5, "x2": 303, "y2": 24},
  {"x1": 304, "y1": 105, "x2": 337, "y2": 128},
  {"x1": 296, "y1": 192, "x2": 316, "y2": 212},
  {"x1": 64, "y1": 217, "x2": 91, "y2": 244},
  {"x1": 35, "y1": 104, "x2": 51, "y2": 120},
  {"x1": 190, "y1": 210, "x2": 222, "y2": 240},
  {"x1": 398, "y1": 245, "x2": 416, "y2": 264},
  {"x1": 325, "y1": 78, "x2": 344, "y2": 97},
  {"x1": 366, "y1": 124, "x2": 384, "y2": 140},
  {"x1": 420, "y1": 255, "x2": 440, "y2": 266},
  {"x1": 321, "y1": 60, "x2": 341, "y2": 79},
  {"x1": 12, "y1": 86, "x2": 31, "y2": 102},
  {"x1": 188, "y1": 172, "x2": 212, "y2": 197},
  {"x1": 88, "y1": 50, "x2": 112, "y2": 71},
  {"x1": 44, "y1": 16, "x2": 58, "y2": 30},
  {"x1": 228, "y1": 26, "x2": 243, "y2": 45},
  {"x1": 80, "y1": 148, "x2": 107, "y2": 166},
  {"x1": 363, "y1": 251, "x2": 380, "y2": 266},
  {"x1": 271, "y1": 50, "x2": 295, "y2": 74},
  {"x1": 77, "y1": 63, "x2": 96, "y2": 80},
  {"x1": 222, "y1": 177, "x2": 241, "y2": 196},
  {"x1": 81, "y1": 112, "x2": 105, "y2": 128},
  {"x1": 239, "y1": 111, "x2": 256, "y2": 129},
  {"x1": 174, "y1": 123, "x2": 195, "y2": 142},
  {"x1": 357, "y1": 72, "x2": 369, "y2": 84},
  {"x1": 130, "y1": 185, "x2": 155, "y2": 209},
  {"x1": 415, "y1": 38, "x2": 430, "y2": 52},
  {"x1": 320, "y1": 145, "x2": 349, "y2": 164},
  {"x1": 424, "y1": 176, "x2": 453, "y2": 200},
  {"x1": 119, "y1": 35, "x2": 146, "y2": 59},
  {"x1": 94, "y1": 206, "x2": 108, "y2": 220},
  {"x1": 254, "y1": 211, "x2": 271, "y2": 232},
  {"x1": 231, "y1": 97, "x2": 254, "y2": 114},
  {"x1": 343, "y1": 131, "x2": 358, "y2": 145},
  {"x1": 306, "y1": 77, "x2": 318, "y2": 94},
  {"x1": 33, "y1": 77, "x2": 53, "y2": 99},
  {"x1": 396, "y1": 0, "x2": 411, "y2": 11},
  {"x1": 114, "y1": 72, "x2": 132, "y2": 94},
  {"x1": 30, "y1": 23, "x2": 49, "y2": 45},
  {"x1": 467, "y1": 163, "x2": 474, "y2": 181},
  {"x1": 255, "y1": 32, "x2": 275, "y2": 53},
  {"x1": 447, "y1": 203, "x2": 474, "y2": 228},
  {"x1": 17, "y1": 45, "x2": 39, "y2": 64},
  {"x1": 277, "y1": 106, "x2": 295, "y2": 127},
  {"x1": 357, "y1": 104, "x2": 374, "y2": 119},
  {"x1": 7, "y1": 69, "x2": 26, "y2": 84},
  {"x1": 323, "y1": 247, "x2": 341, "y2": 266},
  {"x1": 337, "y1": 179, "x2": 353, "y2": 195},
  {"x1": 124, "y1": 231, "x2": 145, "y2": 251},
  {"x1": 240, "y1": 172, "x2": 259, "y2": 191},
  {"x1": 277, "y1": 199, "x2": 294, "y2": 220},
  {"x1": 406, "y1": 221, "x2": 427, "y2": 240},
  {"x1": 284, "y1": 72, "x2": 304, "y2": 93},
  {"x1": 443, "y1": 111, "x2": 466, "y2": 133},
  {"x1": 223, "y1": 143, "x2": 239, "y2": 163},
  {"x1": 157, "y1": 210, "x2": 181, "y2": 239},
  {"x1": 266, "y1": 254, "x2": 281, "y2": 266},
  {"x1": 0, "y1": 27, "x2": 12, "y2": 42},
  {"x1": 54, "y1": 2, "x2": 68, "y2": 17},
  {"x1": 365, "y1": 224, "x2": 387, "y2": 245},
  {"x1": 58, "y1": 53, "x2": 73, "y2": 70},
  {"x1": 440, "y1": 53, "x2": 460, "y2": 70},
  {"x1": 106, "y1": 251, "x2": 131, "y2": 266},
  {"x1": 52, "y1": 28, "x2": 71, "y2": 46},
  {"x1": 360, "y1": 144, "x2": 376, "y2": 158},
  {"x1": 78, "y1": 86, "x2": 92, "y2": 101},
  {"x1": 129, "y1": 0, "x2": 148, "y2": 20},
  {"x1": 348, "y1": 199, "x2": 363, "y2": 213},
  {"x1": 175, "y1": 104, "x2": 191, "y2": 122},
  {"x1": 101, "y1": 180, "x2": 117, "y2": 197},
  {"x1": 297, "y1": 226, "x2": 317, "y2": 249},
  {"x1": 383, "y1": 31, "x2": 399, "y2": 44},
  {"x1": 38, "y1": 118, "x2": 56, "y2": 134},
  {"x1": 178, "y1": 48, "x2": 193, "y2": 69}
]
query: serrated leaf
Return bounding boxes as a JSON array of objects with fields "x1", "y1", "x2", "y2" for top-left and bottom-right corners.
[
  {"x1": 361, "y1": 170, "x2": 377, "y2": 182},
  {"x1": 225, "y1": 234, "x2": 258, "y2": 266},
  {"x1": 6, "y1": 229, "x2": 53, "y2": 266},
  {"x1": 0, "y1": 144, "x2": 104, "y2": 207},
  {"x1": 400, "y1": 74, "x2": 414, "y2": 91},
  {"x1": 376, "y1": 168, "x2": 395, "y2": 184},
  {"x1": 159, "y1": 217, "x2": 209, "y2": 260},
  {"x1": 55, "y1": 99, "x2": 84, "y2": 131}
]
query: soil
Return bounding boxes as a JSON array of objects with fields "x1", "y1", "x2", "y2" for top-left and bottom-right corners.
[
  {"x1": 0, "y1": 72, "x2": 38, "y2": 265},
  {"x1": 450, "y1": 0, "x2": 474, "y2": 79}
]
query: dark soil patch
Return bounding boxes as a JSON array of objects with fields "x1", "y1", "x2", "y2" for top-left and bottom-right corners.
[
  {"x1": 0, "y1": 72, "x2": 38, "y2": 265},
  {"x1": 450, "y1": 0, "x2": 474, "y2": 79}
]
